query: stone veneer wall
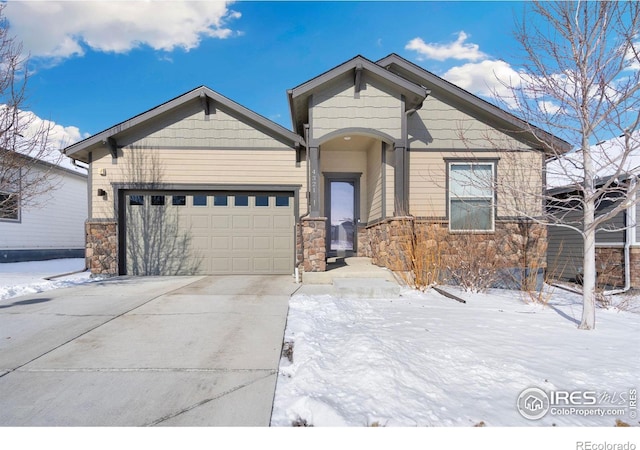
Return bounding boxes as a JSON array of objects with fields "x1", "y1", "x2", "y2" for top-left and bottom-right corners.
[
  {"x1": 301, "y1": 216, "x2": 327, "y2": 272},
  {"x1": 360, "y1": 217, "x2": 548, "y2": 276},
  {"x1": 594, "y1": 247, "x2": 625, "y2": 287},
  {"x1": 630, "y1": 247, "x2": 640, "y2": 288},
  {"x1": 86, "y1": 220, "x2": 118, "y2": 276}
]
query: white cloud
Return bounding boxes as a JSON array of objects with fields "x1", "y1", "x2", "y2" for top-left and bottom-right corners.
[
  {"x1": 4, "y1": 1, "x2": 240, "y2": 61},
  {"x1": 405, "y1": 31, "x2": 487, "y2": 62},
  {"x1": 442, "y1": 59, "x2": 524, "y2": 105}
]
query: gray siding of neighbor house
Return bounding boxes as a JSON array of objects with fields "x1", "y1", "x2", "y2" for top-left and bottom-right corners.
[
  {"x1": 0, "y1": 164, "x2": 87, "y2": 262},
  {"x1": 547, "y1": 197, "x2": 626, "y2": 280}
]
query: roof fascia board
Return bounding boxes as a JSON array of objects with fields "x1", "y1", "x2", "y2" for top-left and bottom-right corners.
[
  {"x1": 290, "y1": 55, "x2": 427, "y2": 101},
  {"x1": 65, "y1": 86, "x2": 305, "y2": 158}
]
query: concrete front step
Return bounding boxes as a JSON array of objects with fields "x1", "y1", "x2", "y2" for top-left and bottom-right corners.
[
  {"x1": 333, "y1": 277, "x2": 401, "y2": 299},
  {"x1": 296, "y1": 257, "x2": 403, "y2": 299}
]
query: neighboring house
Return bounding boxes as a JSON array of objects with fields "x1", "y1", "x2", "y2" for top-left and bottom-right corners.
[
  {"x1": 63, "y1": 54, "x2": 567, "y2": 277},
  {"x1": 0, "y1": 152, "x2": 88, "y2": 263},
  {"x1": 546, "y1": 134, "x2": 640, "y2": 290}
]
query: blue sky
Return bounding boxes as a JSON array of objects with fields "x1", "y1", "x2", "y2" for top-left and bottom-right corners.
[{"x1": 4, "y1": 1, "x2": 529, "y2": 146}]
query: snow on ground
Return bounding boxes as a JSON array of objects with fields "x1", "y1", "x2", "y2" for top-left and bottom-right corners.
[
  {"x1": 271, "y1": 285, "x2": 640, "y2": 427},
  {"x1": 0, "y1": 258, "x2": 96, "y2": 301}
]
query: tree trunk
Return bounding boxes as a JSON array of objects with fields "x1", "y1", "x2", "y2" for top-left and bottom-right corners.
[{"x1": 579, "y1": 200, "x2": 597, "y2": 330}]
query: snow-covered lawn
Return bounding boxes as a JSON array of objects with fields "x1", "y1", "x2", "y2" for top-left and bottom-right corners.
[
  {"x1": 0, "y1": 258, "x2": 95, "y2": 301},
  {"x1": 271, "y1": 286, "x2": 640, "y2": 427}
]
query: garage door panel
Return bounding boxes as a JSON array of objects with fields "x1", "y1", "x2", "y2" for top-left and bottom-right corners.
[
  {"x1": 253, "y1": 258, "x2": 272, "y2": 272},
  {"x1": 211, "y1": 258, "x2": 231, "y2": 273},
  {"x1": 211, "y1": 216, "x2": 230, "y2": 229},
  {"x1": 273, "y1": 257, "x2": 292, "y2": 272},
  {"x1": 190, "y1": 215, "x2": 210, "y2": 229},
  {"x1": 232, "y1": 216, "x2": 251, "y2": 229},
  {"x1": 253, "y1": 215, "x2": 272, "y2": 228},
  {"x1": 253, "y1": 236, "x2": 271, "y2": 250},
  {"x1": 212, "y1": 236, "x2": 230, "y2": 250},
  {"x1": 232, "y1": 236, "x2": 250, "y2": 250},
  {"x1": 273, "y1": 216, "x2": 293, "y2": 229},
  {"x1": 274, "y1": 236, "x2": 292, "y2": 250},
  {"x1": 232, "y1": 258, "x2": 251, "y2": 272},
  {"x1": 126, "y1": 192, "x2": 294, "y2": 275}
]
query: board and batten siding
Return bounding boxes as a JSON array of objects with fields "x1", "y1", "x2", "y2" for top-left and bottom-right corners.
[
  {"x1": 311, "y1": 74, "x2": 402, "y2": 142},
  {"x1": 0, "y1": 166, "x2": 87, "y2": 251}
]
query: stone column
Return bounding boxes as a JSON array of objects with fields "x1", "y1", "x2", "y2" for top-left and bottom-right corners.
[
  {"x1": 86, "y1": 220, "x2": 118, "y2": 276},
  {"x1": 301, "y1": 216, "x2": 327, "y2": 272}
]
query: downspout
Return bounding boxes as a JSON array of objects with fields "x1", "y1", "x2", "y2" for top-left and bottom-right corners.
[{"x1": 603, "y1": 177, "x2": 635, "y2": 295}]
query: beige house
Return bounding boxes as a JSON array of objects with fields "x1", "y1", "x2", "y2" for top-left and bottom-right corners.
[{"x1": 64, "y1": 54, "x2": 567, "y2": 278}]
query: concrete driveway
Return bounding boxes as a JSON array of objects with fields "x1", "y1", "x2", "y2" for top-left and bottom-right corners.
[{"x1": 0, "y1": 275, "x2": 298, "y2": 426}]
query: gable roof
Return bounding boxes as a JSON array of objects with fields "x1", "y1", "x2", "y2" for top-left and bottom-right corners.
[
  {"x1": 288, "y1": 55, "x2": 430, "y2": 137},
  {"x1": 377, "y1": 53, "x2": 571, "y2": 155},
  {"x1": 64, "y1": 86, "x2": 306, "y2": 163}
]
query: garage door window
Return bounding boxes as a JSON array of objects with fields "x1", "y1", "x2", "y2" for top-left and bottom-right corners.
[
  {"x1": 129, "y1": 195, "x2": 144, "y2": 206},
  {"x1": 172, "y1": 196, "x2": 186, "y2": 206},
  {"x1": 213, "y1": 195, "x2": 228, "y2": 206},
  {"x1": 234, "y1": 195, "x2": 249, "y2": 207},
  {"x1": 193, "y1": 195, "x2": 207, "y2": 206},
  {"x1": 255, "y1": 195, "x2": 269, "y2": 207},
  {"x1": 151, "y1": 195, "x2": 165, "y2": 206},
  {"x1": 275, "y1": 196, "x2": 289, "y2": 207}
]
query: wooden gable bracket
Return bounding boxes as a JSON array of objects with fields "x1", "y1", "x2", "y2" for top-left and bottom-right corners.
[
  {"x1": 200, "y1": 92, "x2": 216, "y2": 119},
  {"x1": 354, "y1": 63, "x2": 364, "y2": 96},
  {"x1": 105, "y1": 137, "x2": 119, "y2": 158}
]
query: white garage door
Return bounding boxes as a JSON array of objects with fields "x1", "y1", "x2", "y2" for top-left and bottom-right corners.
[{"x1": 125, "y1": 192, "x2": 295, "y2": 275}]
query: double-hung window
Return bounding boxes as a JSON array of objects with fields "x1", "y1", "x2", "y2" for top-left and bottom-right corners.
[{"x1": 448, "y1": 162, "x2": 495, "y2": 231}]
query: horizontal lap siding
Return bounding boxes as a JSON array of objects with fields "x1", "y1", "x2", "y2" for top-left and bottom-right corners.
[
  {"x1": 90, "y1": 104, "x2": 305, "y2": 220},
  {"x1": 407, "y1": 96, "x2": 541, "y2": 219},
  {"x1": 408, "y1": 150, "x2": 543, "y2": 218},
  {"x1": 92, "y1": 148, "x2": 305, "y2": 219},
  {"x1": 409, "y1": 96, "x2": 529, "y2": 149},
  {"x1": 0, "y1": 168, "x2": 87, "y2": 250}
]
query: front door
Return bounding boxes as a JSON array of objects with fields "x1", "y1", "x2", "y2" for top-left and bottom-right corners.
[{"x1": 325, "y1": 174, "x2": 360, "y2": 257}]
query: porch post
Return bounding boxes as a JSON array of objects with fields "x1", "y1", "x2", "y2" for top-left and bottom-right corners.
[
  {"x1": 309, "y1": 145, "x2": 321, "y2": 217},
  {"x1": 394, "y1": 143, "x2": 407, "y2": 215}
]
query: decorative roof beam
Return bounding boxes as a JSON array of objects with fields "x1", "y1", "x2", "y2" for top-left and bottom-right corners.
[
  {"x1": 354, "y1": 63, "x2": 363, "y2": 95},
  {"x1": 106, "y1": 137, "x2": 118, "y2": 159},
  {"x1": 200, "y1": 92, "x2": 215, "y2": 118}
]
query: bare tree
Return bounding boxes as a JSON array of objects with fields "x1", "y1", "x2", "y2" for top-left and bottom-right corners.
[
  {"x1": 125, "y1": 149, "x2": 202, "y2": 276},
  {"x1": 493, "y1": 1, "x2": 640, "y2": 329},
  {"x1": 0, "y1": 4, "x2": 58, "y2": 219}
]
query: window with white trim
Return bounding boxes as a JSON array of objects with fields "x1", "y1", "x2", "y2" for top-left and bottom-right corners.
[
  {"x1": 0, "y1": 191, "x2": 19, "y2": 221},
  {"x1": 448, "y1": 162, "x2": 495, "y2": 231}
]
